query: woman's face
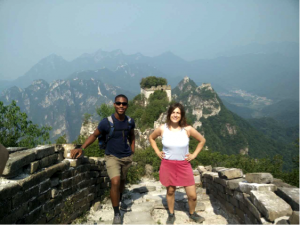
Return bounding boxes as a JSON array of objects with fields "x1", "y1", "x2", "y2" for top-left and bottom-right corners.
[{"x1": 170, "y1": 107, "x2": 181, "y2": 124}]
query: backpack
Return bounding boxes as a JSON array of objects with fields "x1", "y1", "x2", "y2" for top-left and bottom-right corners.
[{"x1": 97, "y1": 115, "x2": 133, "y2": 150}]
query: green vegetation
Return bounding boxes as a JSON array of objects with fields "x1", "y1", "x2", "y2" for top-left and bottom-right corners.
[
  {"x1": 96, "y1": 104, "x2": 115, "y2": 119},
  {"x1": 127, "y1": 90, "x2": 170, "y2": 131},
  {"x1": 55, "y1": 134, "x2": 67, "y2": 144},
  {"x1": 140, "y1": 76, "x2": 167, "y2": 89},
  {"x1": 0, "y1": 100, "x2": 51, "y2": 148}
]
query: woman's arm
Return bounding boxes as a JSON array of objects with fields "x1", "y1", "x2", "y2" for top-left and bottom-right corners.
[
  {"x1": 149, "y1": 125, "x2": 165, "y2": 159},
  {"x1": 185, "y1": 126, "x2": 206, "y2": 162}
]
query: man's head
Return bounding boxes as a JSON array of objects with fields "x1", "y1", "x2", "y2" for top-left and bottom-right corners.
[{"x1": 114, "y1": 94, "x2": 128, "y2": 115}]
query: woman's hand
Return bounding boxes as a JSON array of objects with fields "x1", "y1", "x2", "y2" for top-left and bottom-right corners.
[
  {"x1": 156, "y1": 151, "x2": 165, "y2": 160},
  {"x1": 185, "y1": 153, "x2": 196, "y2": 162}
]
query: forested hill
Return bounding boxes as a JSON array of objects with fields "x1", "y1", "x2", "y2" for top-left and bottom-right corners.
[{"x1": 172, "y1": 77, "x2": 298, "y2": 170}]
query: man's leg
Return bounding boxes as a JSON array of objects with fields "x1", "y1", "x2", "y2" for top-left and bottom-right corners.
[{"x1": 110, "y1": 176, "x2": 121, "y2": 208}]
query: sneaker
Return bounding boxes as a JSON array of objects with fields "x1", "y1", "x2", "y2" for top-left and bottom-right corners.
[
  {"x1": 120, "y1": 201, "x2": 131, "y2": 212},
  {"x1": 113, "y1": 214, "x2": 122, "y2": 224},
  {"x1": 189, "y1": 212, "x2": 205, "y2": 223},
  {"x1": 166, "y1": 214, "x2": 176, "y2": 224}
]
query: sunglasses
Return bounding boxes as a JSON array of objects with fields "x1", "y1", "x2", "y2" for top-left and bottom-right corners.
[{"x1": 115, "y1": 102, "x2": 128, "y2": 106}]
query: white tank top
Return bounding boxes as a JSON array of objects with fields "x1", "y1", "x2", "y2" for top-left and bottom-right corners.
[{"x1": 162, "y1": 124, "x2": 189, "y2": 161}]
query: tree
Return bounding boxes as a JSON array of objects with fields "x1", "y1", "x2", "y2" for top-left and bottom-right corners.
[
  {"x1": 140, "y1": 76, "x2": 167, "y2": 89},
  {"x1": 96, "y1": 104, "x2": 115, "y2": 119},
  {"x1": 55, "y1": 134, "x2": 67, "y2": 144},
  {"x1": 0, "y1": 100, "x2": 51, "y2": 148},
  {"x1": 293, "y1": 138, "x2": 300, "y2": 169}
]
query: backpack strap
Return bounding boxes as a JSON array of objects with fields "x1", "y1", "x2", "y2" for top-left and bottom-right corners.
[
  {"x1": 106, "y1": 115, "x2": 114, "y2": 142},
  {"x1": 126, "y1": 115, "x2": 132, "y2": 130}
]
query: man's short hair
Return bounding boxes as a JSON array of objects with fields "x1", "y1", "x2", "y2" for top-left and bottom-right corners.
[{"x1": 115, "y1": 94, "x2": 128, "y2": 102}]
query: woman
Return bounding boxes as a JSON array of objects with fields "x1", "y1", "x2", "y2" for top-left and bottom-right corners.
[{"x1": 149, "y1": 103, "x2": 206, "y2": 224}]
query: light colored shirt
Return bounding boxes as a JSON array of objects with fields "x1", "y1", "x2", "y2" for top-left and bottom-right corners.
[{"x1": 162, "y1": 124, "x2": 189, "y2": 161}]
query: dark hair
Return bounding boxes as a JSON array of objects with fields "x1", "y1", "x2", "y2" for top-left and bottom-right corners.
[
  {"x1": 166, "y1": 102, "x2": 188, "y2": 128},
  {"x1": 115, "y1": 94, "x2": 128, "y2": 102}
]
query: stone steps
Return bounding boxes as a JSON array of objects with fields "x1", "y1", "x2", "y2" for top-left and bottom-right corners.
[{"x1": 85, "y1": 177, "x2": 239, "y2": 224}]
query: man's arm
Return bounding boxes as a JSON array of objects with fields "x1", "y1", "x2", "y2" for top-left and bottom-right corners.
[
  {"x1": 129, "y1": 129, "x2": 135, "y2": 154},
  {"x1": 0, "y1": 144, "x2": 9, "y2": 175},
  {"x1": 70, "y1": 129, "x2": 101, "y2": 159}
]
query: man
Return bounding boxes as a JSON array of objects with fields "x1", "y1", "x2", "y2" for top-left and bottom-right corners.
[
  {"x1": 0, "y1": 144, "x2": 9, "y2": 175},
  {"x1": 71, "y1": 94, "x2": 135, "y2": 224}
]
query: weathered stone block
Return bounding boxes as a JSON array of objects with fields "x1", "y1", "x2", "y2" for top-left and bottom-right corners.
[
  {"x1": 6, "y1": 147, "x2": 28, "y2": 153},
  {"x1": 46, "y1": 160, "x2": 70, "y2": 178},
  {"x1": 202, "y1": 171, "x2": 218, "y2": 180},
  {"x1": 0, "y1": 198, "x2": 11, "y2": 220},
  {"x1": 0, "y1": 182, "x2": 22, "y2": 201},
  {"x1": 273, "y1": 178, "x2": 295, "y2": 188},
  {"x1": 243, "y1": 193, "x2": 261, "y2": 220},
  {"x1": 239, "y1": 182, "x2": 277, "y2": 194},
  {"x1": 51, "y1": 188, "x2": 59, "y2": 198},
  {"x1": 274, "y1": 216, "x2": 289, "y2": 224},
  {"x1": 197, "y1": 166, "x2": 207, "y2": 174},
  {"x1": 62, "y1": 144, "x2": 76, "y2": 159},
  {"x1": 212, "y1": 167, "x2": 227, "y2": 172},
  {"x1": 90, "y1": 171, "x2": 100, "y2": 178},
  {"x1": 64, "y1": 158, "x2": 82, "y2": 167},
  {"x1": 43, "y1": 195, "x2": 63, "y2": 212},
  {"x1": 40, "y1": 179, "x2": 51, "y2": 193},
  {"x1": 32, "y1": 145, "x2": 55, "y2": 159},
  {"x1": 218, "y1": 168, "x2": 243, "y2": 180},
  {"x1": 48, "y1": 154, "x2": 58, "y2": 165},
  {"x1": 204, "y1": 165, "x2": 212, "y2": 171},
  {"x1": 275, "y1": 187, "x2": 299, "y2": 211},
  {"x1": 288, "y1": 211, "x2": 299, "y2": 224},
  {"x1": 59, "y1": 178, "x2": 73, "y2": 190},
  {"x1": 30, "y1": 161, "x2": 40, "y2": 174},
  {"x1": 39, "y1": 156, "x2": 49, "y2": 168},
  {"x1": 51, "y1": 177, "x2": 60, "y2": 187},
  {"x1": 18, "y1": 169, "x2": 46, "y2": 190},
  {"x1": 245, "y1": 173, "x2": 273, "y2": 184},
  {"x1": 12, "y1": 186, "x2": 39, "y2": 208},
  {"x1": 2, "y1": 150, "x2": 36, "y2": 177},
  {"x1": 250, "y1": 190, "x2": 293, "y2": 222},
  {"x1": 24, "y1": 206, "x2": 43, "y2": 224}
]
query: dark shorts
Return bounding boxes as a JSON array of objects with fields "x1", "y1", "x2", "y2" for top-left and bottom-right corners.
[
  {"x1": 159, "y1": 159, "x2": 195, "y2": 187},
  {"x1": 105, "y1": 154, "x2": 133, "y2": 180}
]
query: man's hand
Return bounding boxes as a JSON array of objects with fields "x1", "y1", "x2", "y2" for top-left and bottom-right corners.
[{"x1": 70, "y1": 149, "x2": 83, "y2": 159}]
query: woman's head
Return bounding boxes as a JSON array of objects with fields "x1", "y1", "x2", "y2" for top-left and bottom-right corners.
[{"x1": 166, "y1": 102, "x2": 188, "y2": 127}]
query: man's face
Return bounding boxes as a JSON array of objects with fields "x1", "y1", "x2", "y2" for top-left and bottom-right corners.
[{"x1": 114, "y1": 97, "x2": 128, "y2": 115}]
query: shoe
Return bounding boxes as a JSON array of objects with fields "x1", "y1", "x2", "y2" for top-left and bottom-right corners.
[
  {"x1": 120, "y1": 201, "x2": 131, "y2": 212},
  {"x1": 166, "y1": 214, "x2": 176, "y2": 224},
  {"x1": 112, "y1": 214, "x2": 122, "y2": 224},
  {"x1": 189, "y1": 212, "x2": 205, "y2": 223}
]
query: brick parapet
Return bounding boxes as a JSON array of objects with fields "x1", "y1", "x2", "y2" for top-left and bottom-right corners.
[
  {"x1": 198, "y1": 166, "x2": 299, "y2": 224},
  {"x1": 0, "y1": 145, "x2": 110, "y2": 224}
]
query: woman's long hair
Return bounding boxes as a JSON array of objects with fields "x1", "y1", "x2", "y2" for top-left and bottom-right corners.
[{"x1": 166, "y1": 102, "x2": 188, "y2": 128}]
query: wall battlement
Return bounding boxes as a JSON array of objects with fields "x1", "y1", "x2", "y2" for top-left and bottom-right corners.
[
  {"x1": 141, "y1": 85, "x2": 172, "y2": 105},
  {"x1": 0, "y1": 144, "x2": 109, "y2": 224},
  {"x1": 197, "y1": 166, "x2": 299, "y2": 224}
]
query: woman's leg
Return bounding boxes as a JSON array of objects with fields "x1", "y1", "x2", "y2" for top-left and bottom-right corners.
[
  {"x1": 166, "y1": 186, "x2": 176, "y2": 214},
  {"x1": 185, "y1": 185, "x2": 197, "y2": 214}
]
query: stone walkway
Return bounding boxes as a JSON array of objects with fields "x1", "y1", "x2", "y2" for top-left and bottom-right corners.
[{"x1": 85, "y1": 177, "x2": 239, "y2": 224}]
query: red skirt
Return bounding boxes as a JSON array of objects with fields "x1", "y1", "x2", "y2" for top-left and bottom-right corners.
[{"x1": 159, "y1": 159, "x2": 195, "y2": 187}]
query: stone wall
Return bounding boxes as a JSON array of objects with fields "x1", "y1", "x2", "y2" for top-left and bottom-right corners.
[
  {"x1": 140, "y1": 85, "x2": 172, "y2": 105},
  {"x1": 198, "y1": 166, "x2": 299, "y2": 224},
  {"x1": 0, "y1": 144, "x2": 110, "y2": 224}
]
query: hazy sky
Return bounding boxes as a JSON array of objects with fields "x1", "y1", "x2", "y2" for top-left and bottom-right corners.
[{"x1": 0, "y1": 0, "x2": 298, "y2": 80}]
